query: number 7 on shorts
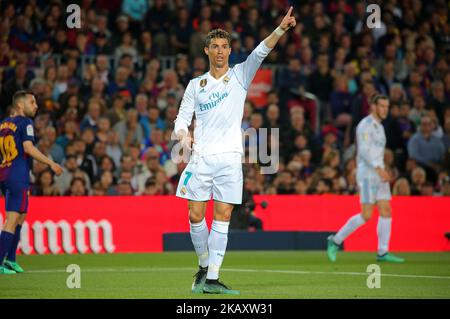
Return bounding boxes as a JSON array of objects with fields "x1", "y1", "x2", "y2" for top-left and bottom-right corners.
[{"x1": 183, "y1": 171, "x2": 193, "y2": 186}]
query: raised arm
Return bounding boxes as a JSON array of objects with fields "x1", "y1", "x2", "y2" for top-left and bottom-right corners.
[{"x1": 234, "y1": 6, "x2": 296, "y2": 90}]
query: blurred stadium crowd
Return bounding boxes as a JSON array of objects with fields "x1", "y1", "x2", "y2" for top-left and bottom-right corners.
[{"x1": 0, "y1": 0, "x2": 449, "y2": 197}]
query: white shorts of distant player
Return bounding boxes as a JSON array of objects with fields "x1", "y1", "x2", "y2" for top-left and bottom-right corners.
[
  {"x1": 176, "y1": 152, "x2": 243, "y2": 205},
  {"x1": 357, "y1": 174, "x2": 392, "y2": 204}
]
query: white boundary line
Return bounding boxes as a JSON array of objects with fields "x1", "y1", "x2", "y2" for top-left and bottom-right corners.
[{"x1": 24, "y1": 267, "x2": 450, "y2": 280}]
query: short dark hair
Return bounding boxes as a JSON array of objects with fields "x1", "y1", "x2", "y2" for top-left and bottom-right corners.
[
  {"x1": 12, "y1": 90, "x2": 34, "y2": 108},
  {"x1": 370, "y1": 94, "x2": 389, "y2": 105},
  {"x1": 205, "y1": 29, "x2": 231, "y2": 47}
]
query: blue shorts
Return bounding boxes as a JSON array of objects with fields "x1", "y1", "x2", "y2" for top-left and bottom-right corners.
[{"x1": 0, "y1": 181, "x2": 30, "y2": 214}]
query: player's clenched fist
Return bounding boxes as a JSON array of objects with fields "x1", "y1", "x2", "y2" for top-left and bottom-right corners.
[
  {"x1": 177, "y1": 130, "x2": 194, "y2": 151},
  {"x1": 50, "y1": 162, "x2": 64, "y2": 176}
]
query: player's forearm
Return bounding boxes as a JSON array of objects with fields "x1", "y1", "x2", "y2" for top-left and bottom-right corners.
[
  {"x1": 25, "y1": 145, "x2": 55, "y2": 167},
  {"x1": 359, "y1": 145, "x2": 383, "y2": 169},
  {"x1": 263, "y1": 28, "x2": 285, "y2": 49}
]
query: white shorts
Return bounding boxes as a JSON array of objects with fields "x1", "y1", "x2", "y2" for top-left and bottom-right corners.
[
  {"x1": 357, "y1": 176, "x2": 391, "y2": 204},
  {"x1": 176, "y1": 152, "x2": 243, "y2": 204}
]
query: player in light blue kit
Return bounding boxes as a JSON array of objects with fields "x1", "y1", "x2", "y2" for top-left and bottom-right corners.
[{"x1": 327, "y1": 95, "x2": 405, "y2": 263}]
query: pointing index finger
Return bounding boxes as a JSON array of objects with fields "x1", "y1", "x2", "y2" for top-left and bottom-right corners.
[{"x1": 286, "y1": 6, "x2": 293, "y2": 17}]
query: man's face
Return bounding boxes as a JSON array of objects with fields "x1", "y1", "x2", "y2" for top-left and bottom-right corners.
[
  {"x1": 374, "y1": 98, "x2": 390, "y2": 120},
  {"x1": 204, "y1": 38, "x2": 231, "y2": 69},
  {"x1": 420, "y1": 117, "x2": 433, "y2": 135},
  {"x1": 23, "y1": 95, "x2": 39, "y2": 117}
]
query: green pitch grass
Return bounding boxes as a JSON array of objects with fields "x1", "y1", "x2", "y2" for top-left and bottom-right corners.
[{"x1": 0, "y1": 251, "x2": 449, "y2": 298}]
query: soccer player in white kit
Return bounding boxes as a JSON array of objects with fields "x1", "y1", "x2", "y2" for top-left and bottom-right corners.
[
  {"x1": 174, "y1": 8, "x2": 297, "y2": 294},
  {"x1": 327, "y1": 95, "x2": 405, "y2": 263}
]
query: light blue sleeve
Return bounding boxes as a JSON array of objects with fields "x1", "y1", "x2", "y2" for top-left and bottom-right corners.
[
  {"x1": 233, "y1": 41, "x2": 272, "y2": 90},
  {"x1": 174, "y1": 80, "x2": 195, "y2": 135}
]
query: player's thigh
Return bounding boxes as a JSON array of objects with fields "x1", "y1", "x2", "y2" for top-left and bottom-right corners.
[
  {"x1": 188, "y1": 200, "x2": 207, "y2": 223},
  {"x1": 357, "y1": 177, "x2": 377, "y2": 220},
  {"x1": 176, "y1": 159, "x2": 213, "y2": 202},
  {"x1": 213, "y1": 201, "x2": 234, "y2": 222},
  {"x1": 376, "y1": 200, "x2": 392, "y2": 218},
  {"x1": 212, "y1": 154, "x2": 243, "y2": 206},
  {"x1": 3, "y1": 211, "x2": 22, "y2": 232},
  {"x1": 3, "y1": 182, "x2": 30, "y2": 214},
  {"x1": 357, "y1": 177, "x2": 377, "y2": 205}
]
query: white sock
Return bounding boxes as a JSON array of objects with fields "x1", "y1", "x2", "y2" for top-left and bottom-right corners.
[
  {"x1": 190, "y1": 218, "x2": 209, "y2": 268},
  {"x1": 206, "y1": 220, "x2": 229, "y2": 280},
  {"x1": 333, "y1": 213, "x2": 366, "y2": 245},
  {"x1": 377, "y1": 216, "x2": 392, "y2": 256}
]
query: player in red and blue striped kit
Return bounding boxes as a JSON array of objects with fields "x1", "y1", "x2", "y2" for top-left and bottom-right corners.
[{"x1": 0, "y1": 91, "x2": 63, "y2": 274}]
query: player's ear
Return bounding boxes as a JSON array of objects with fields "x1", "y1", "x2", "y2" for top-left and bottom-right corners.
[{"x1": 204, "y1": 46, "x2": 209, "y2": 56}]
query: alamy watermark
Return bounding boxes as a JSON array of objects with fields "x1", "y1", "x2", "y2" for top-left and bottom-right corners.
[
  {"x1": 66, "y1": 4, "x2": 81, "y2": 29},
  {"x1": 366, "y1": 4, "x2": 381, "y2": 29},
  {"x1": 170, "y1": 127, "x2": 279, "y2": 174},
  {"x1": 366, "y1": 264, "x2": 381, "y2": 289},
  {"x1": 66, "y1": 264, "x2": 81, "y2": 288}
]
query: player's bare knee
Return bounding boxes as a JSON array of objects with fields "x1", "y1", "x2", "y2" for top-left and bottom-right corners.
[
  {"x1": 361, "y1": 208, "x2": 373, "y2": 222},
  {"x1": 213, "y1": 201, "x2": 234, "y2": 222},
  {"x1": 4, "y1": 212, "x2": 20, "y2": 232},
  {"x1": 214, "y1": 210, "x2": 232, "y2": 222},
  {"x1": 188, "y1": 209, "x2": 204, "y2": 223}
]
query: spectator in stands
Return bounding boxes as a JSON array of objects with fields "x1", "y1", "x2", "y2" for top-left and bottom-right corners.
[
  {"x1": 99, "y1": 170, "x2": 118, "y2": 196},
  {"x1": 429, "y1": 81, "x2": 449, "y2": 126},
  {"x1": 275, "y1": 170, "x2": 295, "y2": 194},
  {"x1": 330, "y1": 74, "x2": 352, "y2": 137},
  {"x1": 264, "y1": 104, "x2": 281, "y2": 128},
  {"x1": 117, "y1": 181, "x2": 135, "y2": 196},
  {"x1": 277, "y1": 58, "x2": 308, "y2": 91},
  {"x1": 45, "y1": 126, "x2": 64, "y2": 164},
  {"x1": 408, "y1": 115, "x2": 446, "y2": 181},
  {"x1": 66, "y1": 177, "x2": 88, "y2": 196},
  {"x1": 107, "y1": 66, "x2": 136, "y2": 102},
  {"x1": 112, "y1": 108, "x2": 143, "y2": 149},
  {"x1": 107, "y1": 94, "x2": 127, "y2": 127},
  {"x1": 121, "y1": 0, "x2": 148, "y2": 37},
  {"x1": 55, "y1": 155, "x2": 79, "y2": 194},
  {"x1": 114, "y1": 32, "x2": 138, "y2": 65},
  {"x1": 1, "y1": 62, "x2": 32, "y2": 114},
  {"x1": 308, "y1": 53, "x2": 333, "y2": 104},
  {"x1": 52, "y1": 64, "x2": 69, "y2": 101},
  {"x1": 392, "y1": 178, "x2": 411, "y2": 196},
  {"x1": 93, "y1": 31, "x2": 113, "y2": 55},
  {"x1": 80, "y1": 99, "x2": 102, "y2": 132},
  {"x1": 420, "y1": 182, "x2": 435, "y2": 196},
  {"x1": 142, "y1": 177, "x2": 159, "y2": 195},
  {"x1": 33, "y1": 169, "x2": 60, "y2": 196},
  {"x1": 169, "y1": 7, "x2": 193, "y2": 56},
  {"x1": 442, "y1": 117, "x2": 450, "y2": 150},
  {"x1": 410, "y1": 167, "x2": 427, "y2": 195}
]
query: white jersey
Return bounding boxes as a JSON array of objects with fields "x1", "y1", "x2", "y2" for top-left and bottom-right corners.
[
  {"x1": 174, "y1": 41, "x2": 272, "y2": 157},
  {"x1": 356, "y1": 114, "x2": 386, "y2": 181}
]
